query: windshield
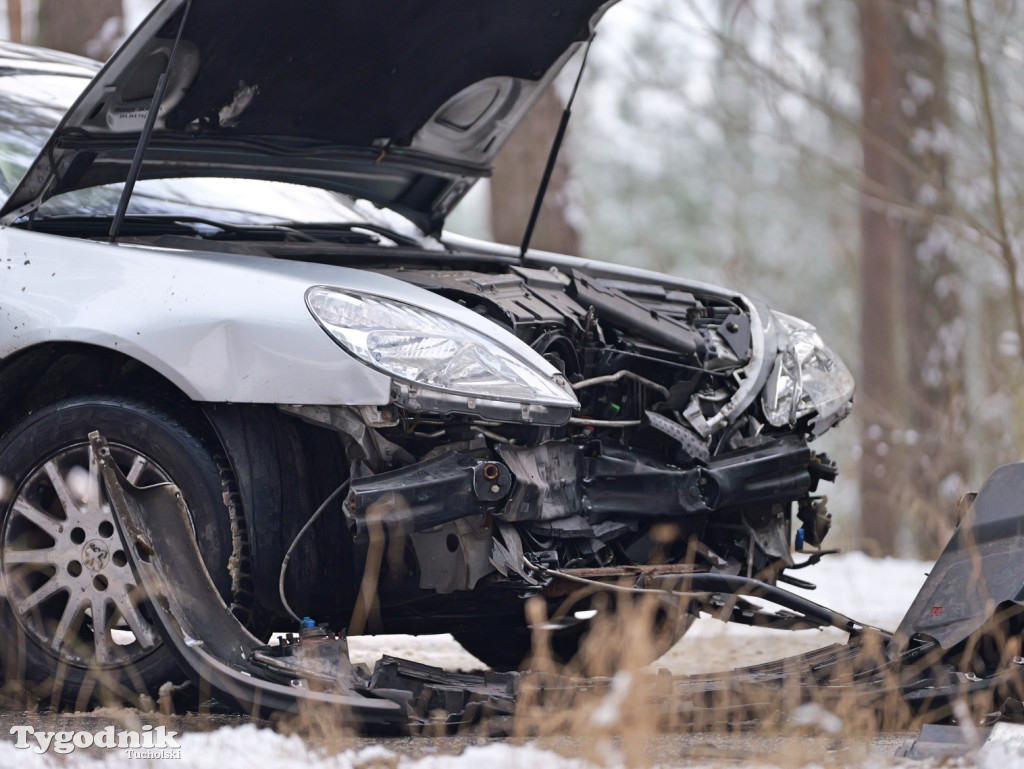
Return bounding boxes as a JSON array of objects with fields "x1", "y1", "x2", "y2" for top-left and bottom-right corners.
[
  {"x1": 38, "y1": 177, "x2": 371, "y2": 225},
  {"x1": 0, "y1": 70, "x2": 412, "y2": 231}
]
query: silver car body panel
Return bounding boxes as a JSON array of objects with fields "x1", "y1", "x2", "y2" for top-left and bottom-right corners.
[{"x1": 0, "y1": 227, "x2": 570, "y2": 406}]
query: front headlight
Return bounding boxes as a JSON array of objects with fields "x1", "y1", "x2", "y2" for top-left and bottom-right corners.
[
  {"x1": 762, "y1": 312, "x2": 855, "y2": 434},
  {"x1": 306, "y1": 286, "x2": 578, "y2": 407}
]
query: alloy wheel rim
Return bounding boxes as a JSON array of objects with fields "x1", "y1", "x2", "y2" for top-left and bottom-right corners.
[{"x1": 1, "y1": 442, "x2": 169, "y2": 669}]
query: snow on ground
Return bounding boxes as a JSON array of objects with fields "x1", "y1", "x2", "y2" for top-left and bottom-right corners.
[
  {"x1": 347, "y1": 552, "x2": 933, "y2": 675},
  {"x1": 0, "y1": 726, "x2": 599, "y2": 769},
  {"x1": 0, "y1": 720, "x2": 1010, "y2": 769},
  {"x1": 1, "y1": 555, "x2": 955, "y2": 768},
  {"x1": 0, "y1": 725, "x2": 902, "y2": 769}
]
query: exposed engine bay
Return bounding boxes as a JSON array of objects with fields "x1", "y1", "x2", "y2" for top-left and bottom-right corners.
[{"x1": 273, "y1": 254, "x2": 851, "y2": 649}]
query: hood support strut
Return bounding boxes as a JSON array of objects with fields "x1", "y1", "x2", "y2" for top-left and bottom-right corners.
[
  {"x1": 108, "y1": 0, "x2": 192, "y2": 242},
  {"x1": 519, "y1": 37, "x2": 594, "y2": 259}
]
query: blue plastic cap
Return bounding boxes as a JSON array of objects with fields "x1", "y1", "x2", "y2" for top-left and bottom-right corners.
[{"x1": 300, "y1": 616, "x2": 316, "y2": 629}]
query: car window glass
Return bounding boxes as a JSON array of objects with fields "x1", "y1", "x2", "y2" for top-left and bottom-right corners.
[
  {"x1": 0, "y1": 70, "x2": 428, "y2": 239},
  {"x1": 38, "y1": 177, "x2": 369, "y2": 225},
  {"x1": 0, "y1": 74, "x2": 88, "y2": 197},
  {"x1": 0, "y1": 72, "x2": 368, "y2": 224}
]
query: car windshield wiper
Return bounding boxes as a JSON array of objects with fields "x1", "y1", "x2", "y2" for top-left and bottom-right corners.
[
  {"x1": 21, "y1": 215, "x2": 422, "y2": 248},
  {"x1": 283, "y1": 221, "x2": 423, "y2": 248},
  {"x1": 22, "y1": 214, "x2": 329, "y2": 242},
  {"x1": 22, "y1": 215, "x2": 203, "y2": 238},
  {"x1": 169, "y1": 217, "x2": 423, "y2": 247}
]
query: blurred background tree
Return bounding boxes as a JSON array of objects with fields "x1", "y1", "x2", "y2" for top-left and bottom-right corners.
[
  {"x1": 4, "y1": 0, "x2": 123, "y2": 57},
  {"x1": 37, "y1": 0, "x2": 121, "y2": 58},
  {"x1": 6, "y1": 0, "x2": 19, "y2": 43},
  {"x1": 6, "y1": 0, "x2": 1024, "y2": 557},
  {"x1": 489, "y1": 87, "x2": 582, "y2": 256}
]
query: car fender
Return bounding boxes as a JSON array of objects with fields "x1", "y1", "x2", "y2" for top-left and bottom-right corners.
[{"x1": 0, "y1": 228, "x2": 562, "y2": 405}]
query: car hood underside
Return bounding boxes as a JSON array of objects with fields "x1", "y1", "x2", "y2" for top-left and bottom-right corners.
[{"x1": 0, "y1": 0, "x2": 616, "y2": 232}]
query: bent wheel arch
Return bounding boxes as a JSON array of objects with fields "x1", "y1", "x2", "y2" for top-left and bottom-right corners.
[{"x1": 0, "y1": 395, "x2": 244, "y2": 706}]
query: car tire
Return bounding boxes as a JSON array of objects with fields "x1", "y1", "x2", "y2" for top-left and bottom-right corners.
[
  {"x1": 454, "y1": 606, "x2": 692, "y2": 671},
  {"x1": 453, "y1": 619, "x2": 587, "y2": 670},
  {"x1": 0, "y1": 396, "x2": 243, "y2": 708}
]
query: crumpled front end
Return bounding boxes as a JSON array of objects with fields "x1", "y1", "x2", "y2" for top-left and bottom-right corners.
[
  {"x1": 287, "y1": 260, "x2": 852, "y2": 618},
  {"x1": 343, "y1": 433, "x2": 829, "y2": 597}
]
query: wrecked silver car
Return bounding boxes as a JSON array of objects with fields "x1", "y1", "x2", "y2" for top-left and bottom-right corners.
[{"x1": 0, "y1": 0, "x2": 854, "y2": 703}]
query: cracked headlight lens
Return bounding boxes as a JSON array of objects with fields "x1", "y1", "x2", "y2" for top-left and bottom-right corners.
[
  {"x1": 762, "y1": 312, "x2": 855, "y2": 434},
  {"x1": 306, "y1": 286, "x2": 578, "y2": 407}
]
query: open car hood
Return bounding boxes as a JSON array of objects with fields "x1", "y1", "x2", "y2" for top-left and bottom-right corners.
[{"x1": 0, "y1": 0, "x2": 616, "y2": 232}]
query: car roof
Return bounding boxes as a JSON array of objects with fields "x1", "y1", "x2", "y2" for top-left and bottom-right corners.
[{"x1": 0, "y1": 41, "x2": 99, "y2": 78}]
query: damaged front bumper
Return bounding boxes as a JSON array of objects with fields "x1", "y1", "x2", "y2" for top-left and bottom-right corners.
[
  {"x1": 344, "y1": 434, "x2": 826, "y2": 594},
  {"x1": 347, "y1": 435, "x2": 817, "y2": 538}
]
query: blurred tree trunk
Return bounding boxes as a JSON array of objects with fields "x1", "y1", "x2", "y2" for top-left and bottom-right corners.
[
  {"x1": 489, "y1": 86, "x2": 580, "y2": 256},
  {"x1": 36, "y1": 0, "x2": 123, "y2": 59},
  {"x1": 7, "y1": 0, "x2": 21, "y2": 43},
  {"x1": 857, "y1": 0, "x2": 901, "y2": 555},
  {"x1": 713, "y1": 3, "x2": 755, "y2": 286},
  {"x1": 892, "y1": 0, "x2": 967, "y2": 556}
]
